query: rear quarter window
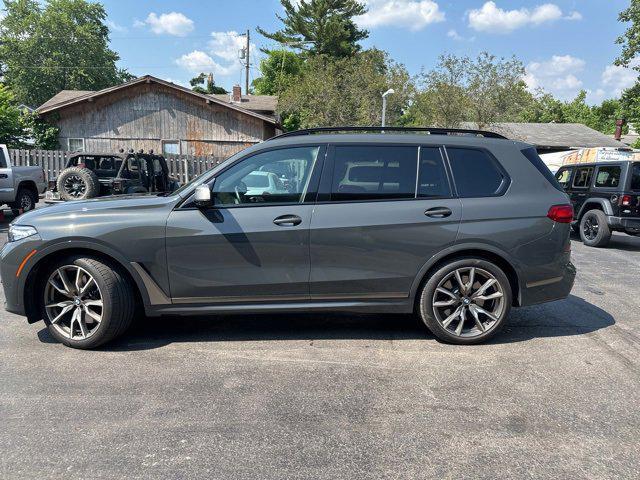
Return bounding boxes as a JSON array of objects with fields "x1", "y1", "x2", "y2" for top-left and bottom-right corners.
[
  {"x1": 521, "y1": 147, "x2": 564, "y2": 191},
  {"x1": 446, "y1": 147, "x2": 507, "y2": 198}
]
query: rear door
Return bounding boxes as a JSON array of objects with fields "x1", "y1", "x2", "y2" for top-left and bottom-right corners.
[
  {"x1": 0, "y1": 146, "x2": 15, "y2": 203},
  {"x1": 309, "y1": 144, "x2": 461, "y2": 299},
  {"x1": 569, "y1": 165, "x2": 594, "y2": 215}
]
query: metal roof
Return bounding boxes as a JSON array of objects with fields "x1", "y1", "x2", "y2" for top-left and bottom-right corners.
[
  {"x1": 461, "y1": 122, "x2": 625, "y2": 149},
  {"x1": 209, "y1": 94, "x2": 277, "y2": 114}
]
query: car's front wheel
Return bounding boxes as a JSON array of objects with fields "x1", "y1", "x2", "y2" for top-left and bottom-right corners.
[
  {"x1": 40, "y1": 256, "x2": 135, "y2": 349},
  {"x1": 418, "y1": 258, "x2": 512, "y2": 345}
]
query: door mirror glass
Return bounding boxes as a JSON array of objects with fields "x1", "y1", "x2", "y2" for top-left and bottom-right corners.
[{"x1": 194, "y1": 184, "x2": 212, "y2": 208}]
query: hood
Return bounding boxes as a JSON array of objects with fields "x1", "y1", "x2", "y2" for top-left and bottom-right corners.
[{"x1": 15, "y1": 194, "x2": 178, "y2": 226}]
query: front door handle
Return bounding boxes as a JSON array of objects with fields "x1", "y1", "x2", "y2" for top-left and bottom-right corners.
[
  {"x1": 425, "y1": 207, "x2": 452, "y2": 218},
  {"x1": 273, "y1": 214, "x2": 302, "y2": 226}
]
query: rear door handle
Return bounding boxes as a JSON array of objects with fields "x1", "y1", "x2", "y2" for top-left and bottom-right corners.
[
  {"x1": 0, "y1": 174, "x2": 7, "y2": 179},
  {"x1": 273, "y1": 214, "x2": 302, "y2": 226},
  {"x1": 425, "y1": 207, "x2": 452, "y2": 218}
]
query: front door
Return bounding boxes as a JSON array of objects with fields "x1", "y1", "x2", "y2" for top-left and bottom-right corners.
[
  {"x1": 309, "y1": 144, "x2": 462, "y2": 299},
  {"x1": 166, "y1": 145, "x2": 323, "y2": 303}
]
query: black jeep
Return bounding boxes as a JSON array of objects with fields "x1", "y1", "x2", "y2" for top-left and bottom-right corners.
[
  {"x1": 555, "y1": 160, "x2": 640, "y2": 247},
  {"x1": 46, "y1": 151, "x2": 180, "y2": 202}
]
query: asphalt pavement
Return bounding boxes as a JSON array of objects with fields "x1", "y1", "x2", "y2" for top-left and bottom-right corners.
[{"x1": 0, "y1": 205, "x2": 639, "y2": 479}]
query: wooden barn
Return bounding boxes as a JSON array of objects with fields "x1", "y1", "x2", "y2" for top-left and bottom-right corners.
[{"x1": 36, "y1": 75, "x2": 279, "y2": 158}]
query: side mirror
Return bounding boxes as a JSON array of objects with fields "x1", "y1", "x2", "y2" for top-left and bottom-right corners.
[{"x1": 194, "y1": 184, "x2": 212, "y2": 208}]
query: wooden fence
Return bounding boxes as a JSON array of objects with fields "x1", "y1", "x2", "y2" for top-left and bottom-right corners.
[{"x1": 8, "y1": 149, "x2": 226, "y2": 184}]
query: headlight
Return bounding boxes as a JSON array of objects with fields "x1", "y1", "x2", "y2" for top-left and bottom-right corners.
[{"x1": 8, "y1": 225, "x2": 38, "y2": 242}]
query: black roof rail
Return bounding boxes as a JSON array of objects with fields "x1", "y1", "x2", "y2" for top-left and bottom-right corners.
[{"x1": 269, "y1": 126, "x2": 508, "y2": 141}]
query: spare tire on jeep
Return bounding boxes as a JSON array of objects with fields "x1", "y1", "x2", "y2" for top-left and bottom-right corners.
[{"x1": 56, "y1": 167, "x2": 100, "y2": 201}]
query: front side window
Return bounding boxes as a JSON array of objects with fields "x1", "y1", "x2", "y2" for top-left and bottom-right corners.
[
  {"x1": 631, "y1": 163, "x2": 640, "y2": 191},
  {"x1": 572, "y1": 167, "x2": 593, "y2": 188},
  {"x1": 555, "y1": 167, "x2": 573, "y2": 188},
  {"x1": 418, "y1": 147, "x2": 451, "y2": 198},
  {"x1": 447, "y1": 148, "x2": 505, "y2": 198},
  {"x1": 0, "y1": 148, "x2": 7, "y2": 168},
  {"x1": 212, "y1": 146, "x2": 320, "y2": 206},
  {"x1": 330, "y1": 145, "x2": 418, "y2": 201},
  {"x1": 68, "y1": 138, "x2": 85, "y2": 152},
  {"x1": 594, "y1": 165, "x2": 621, "y2": 188}
]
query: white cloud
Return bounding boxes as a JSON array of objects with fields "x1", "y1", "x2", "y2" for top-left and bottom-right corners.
[
  {"x1": 447, "y1": 29, "x2": 463, "y2": 41},
  {"x1": 601, "y1": 65, "x2": 638, "y2": 98},
  {"x1": 525, "y1": 55, "x2": 586, "y2": 99},
  {"x1": 176, "y1": 51, "x2": 219, "y2": 72},
  {"x1": 356, "y1": 1, "x2": 444, "y2": 30},
  {"x1": 106, "y1": 20, "x2": 127, "y2": 34},
  {"x1": 468, "y1": 2, "x2": 580, "y2": 34},
  {"x1": 143, "y1": 12, "x2": 194, "y2": 36},
  {"x1": 176, "y1": 31, "x2": 257, "y2": 79}
]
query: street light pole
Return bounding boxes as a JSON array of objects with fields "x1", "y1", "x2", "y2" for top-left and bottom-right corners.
[{"x1": 381, "y1": 89, "x2": 395, "y2": 127}]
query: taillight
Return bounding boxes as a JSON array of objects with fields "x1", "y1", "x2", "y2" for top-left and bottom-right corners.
[
  {"x1": 547, "y1": 204, "x2": 573, "y2": 223},
  {"x1": 620, "y1": 195, "x2": 632, "y2": 207}
]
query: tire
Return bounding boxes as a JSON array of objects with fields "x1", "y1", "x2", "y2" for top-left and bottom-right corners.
[
  {"x1": 56, "y1": 167, "x2": 100, "y2": 201},
  {"x1": 579, "y1": 209, "x2": 611, "y2": 247},
  {"x1": 39, "y1": 255, "x2": 135, "y2": 349},
  {"x1": 9, "y1": 187, "x2": 37, "y2": 214},
  {"x1": 418, "y1": 258, "x2": 512, "y2": 345}
]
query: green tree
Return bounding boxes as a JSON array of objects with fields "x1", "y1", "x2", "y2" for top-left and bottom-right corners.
[
  {"x1": 0, "y1": 0, "x2": 133, "y2": 108},
  {"x1": 616, "y1": 0, "x2": 640, "y2": 69},
  {"x1": 0, "y1": 84, "x2": 27, "y2": 146},
  {"x1": 20, "y1": 112, "x2": 60, "y2": 149},
  {"x1": 407, "y1": 53, "x2": 532, "y2": 128},
  {"x1": 252, "y1": 50, "x2": 304, "y2": 95},
  {"x1": 278, "y1": 49, "x2": 412, "y2": 129},
  {"x1": 189, "y1": 73, "x2": 227, "y2": 95},
  {"x1": 257, "y1": 0, "x2": 368, "y2": 58}
]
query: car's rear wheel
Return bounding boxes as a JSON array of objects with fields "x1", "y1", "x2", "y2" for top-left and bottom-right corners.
[
  {"x1": 40, "y1": 256, "x2": 135, "y2": 349},
  {"x1": 580, "y1": 209, "x2": 611, "y2": 247},
  {"x1": 418, "y1": 258, "x2": 512, "y2": 345}
]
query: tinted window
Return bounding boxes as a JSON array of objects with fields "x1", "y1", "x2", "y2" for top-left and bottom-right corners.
[
  {"x1": 522, "y1": 147, "x2": 564, "y2": 191},
  {"x1": 555, "y1": 167, "x2": 573, "y2": 188},
  {"x1": 213, "y1": 146, "x2": 320, "y2": 206},
  {"x1": 418, "y1": 147, "x2": 450, "y2": 198},
  {"x1": 331, "y1": 145, "x2": 417, "y2": 201},
  {"x1": 572, "y1": 167, "x2": 593, "y2": 188},
  {"x1": 0, "y1": 149, "x2": 8, "y2": 168},
  {"x1": 594, "y1": 165, "x2": 621, "y2": 188},
  {"x1": 447, "y1": 148, "x2": 505, "y2": 197},
  {"x1": 631, "y1": 163, "x2": 640, "y2": 191}
]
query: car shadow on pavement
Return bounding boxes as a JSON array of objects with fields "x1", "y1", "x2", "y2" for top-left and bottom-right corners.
[
  {"x1": 33, "y1": 294, "x2": 614, "y2": 351},
  {"x1": 570, "y1": 231, "x2": 640, "y2": 250}
]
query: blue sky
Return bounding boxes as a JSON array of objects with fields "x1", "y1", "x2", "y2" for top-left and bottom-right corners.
[{"x1": 2, "y1": 1, "x2": 635, "y2": 103}]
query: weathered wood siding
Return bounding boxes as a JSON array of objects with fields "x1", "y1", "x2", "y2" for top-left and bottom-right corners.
[{"x1": 50, "y1": 83, "x2": 270, "y2": 156}]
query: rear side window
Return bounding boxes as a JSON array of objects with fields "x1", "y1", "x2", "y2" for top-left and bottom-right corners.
[
  {"x1": 418, "y1": 147, "x2": 451, "y2": 198},
  {"x1": 555, "y1": 167, "x2": 573, "y2": 188},
  {"x1": 331, "y1": 145, "x2": 418, "y2": 201},
  {"x1": 447, "y1": 148, "x2": 505, "y2": 198},
  {"x1": 594, "y1": 165, "x2": 621, "y2": 188},
  {"x1": 572, "y1": 167, "x2": 593, "y2": 188},
  {"x1": 630, "y1": 163, "x2": 640, "y2": 191},
  {"x1": 521, "y1": 147, "x2": 564, "y2": 191},
  {"x1": 0, "y1": 149, "x2": 7, "y2": 168}
]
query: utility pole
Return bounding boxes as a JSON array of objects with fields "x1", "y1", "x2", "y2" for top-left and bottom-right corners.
[{"x1": 245, "y1": 29, "x2": 250, "y2": 95}]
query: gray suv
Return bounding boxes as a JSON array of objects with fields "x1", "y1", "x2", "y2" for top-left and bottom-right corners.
[{"x1": 1, "y1": 127, "x2": 576, "y2": 349}]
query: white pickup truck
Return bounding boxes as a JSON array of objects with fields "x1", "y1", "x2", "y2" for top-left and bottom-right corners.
[{"x1": 0, "y1": 144, "x2": 47, "y2": 213}]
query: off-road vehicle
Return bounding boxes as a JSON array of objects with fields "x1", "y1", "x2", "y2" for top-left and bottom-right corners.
[
  {"x1": 554, "y1": 160, "x2": 640, "y2": 247},
  {"x1": 2, "y1": 127, "x2": 575, "y2": 349},
  {"x1": 45, "y1": 150, "x2": 180, "y2": 202}
]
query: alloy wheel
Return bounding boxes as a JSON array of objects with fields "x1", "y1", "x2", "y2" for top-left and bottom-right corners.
[
  {"x1": 63, "y1": 174, "x2": 86, "y2": 198},
  {"x1": 20, "y1": 192, "x2": 33, "y2": 211},
  {"x1": 432, "y1": 267, "x2": 505, "y2": 338},
  {"x1": 583, "y1": 215, "x2": 599, "y2": 241},
  {"x1": 44, "y1": 265, "x2": 103, "y2": 340}
]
